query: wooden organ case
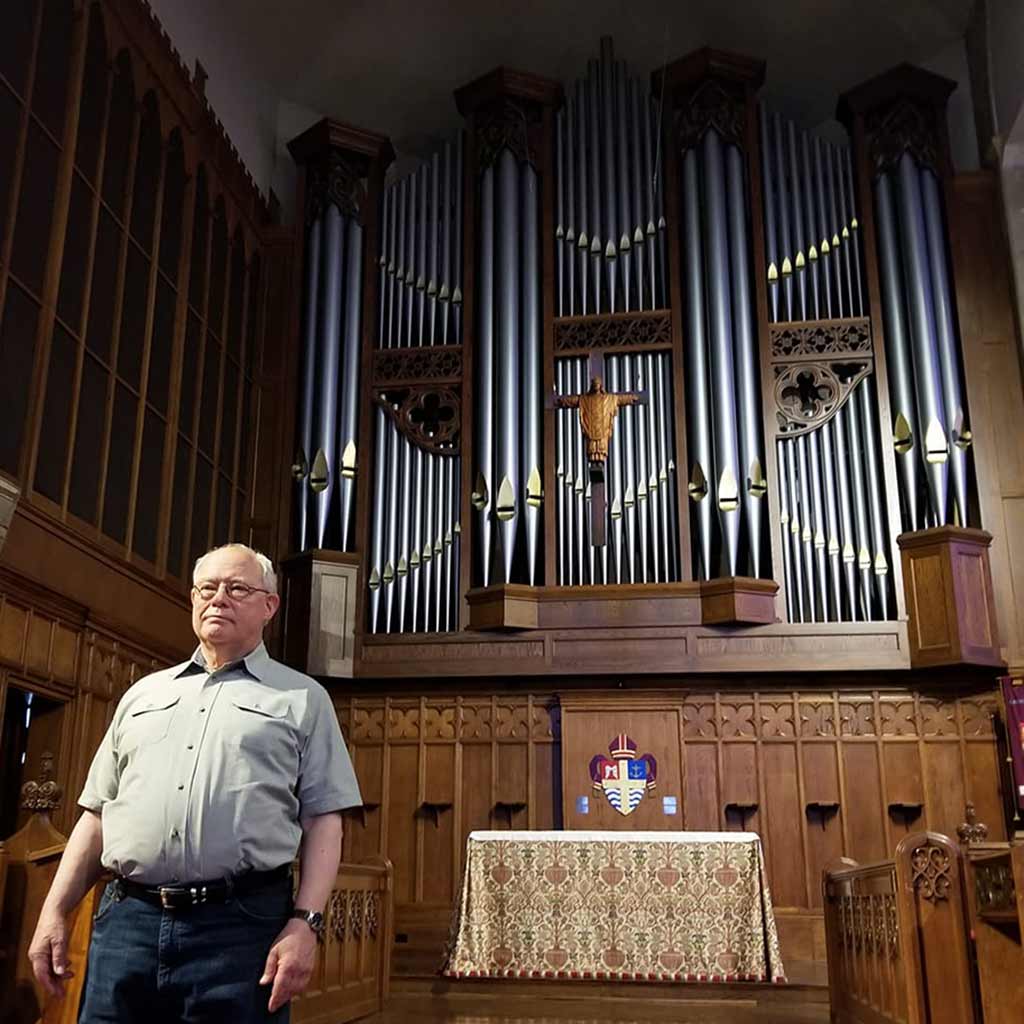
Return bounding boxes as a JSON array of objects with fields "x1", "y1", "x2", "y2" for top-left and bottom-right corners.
[{"x1": 279, "y1": 40, "x2": 1022, "y2": 970}]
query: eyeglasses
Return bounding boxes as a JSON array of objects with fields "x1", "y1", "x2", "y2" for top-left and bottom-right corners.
[{"x1": 192, "y1": 580, "x2": 270, "y2": 602}]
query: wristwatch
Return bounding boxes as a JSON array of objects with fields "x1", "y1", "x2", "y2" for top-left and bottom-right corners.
[{"x1": 291, "y1": 908, "x2": 325, "y2": 938}]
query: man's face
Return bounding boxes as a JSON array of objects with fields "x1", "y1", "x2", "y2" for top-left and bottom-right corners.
[{"x1": 191, "y1": 548, "x2": 280, "y2": 654}]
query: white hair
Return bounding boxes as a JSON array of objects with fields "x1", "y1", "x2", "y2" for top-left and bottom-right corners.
[{"x1": 193, "y1": 544, "x2": 278, "y2": 594}]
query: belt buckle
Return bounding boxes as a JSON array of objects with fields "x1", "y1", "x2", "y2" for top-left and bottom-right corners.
[{"x1": 159, "y1": 886, "x2": 178, "y2": 909}]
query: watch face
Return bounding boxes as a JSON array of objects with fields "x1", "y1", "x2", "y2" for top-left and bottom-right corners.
[{"x1": 308, "y1": 912, "x2": 324, "y2": 930}]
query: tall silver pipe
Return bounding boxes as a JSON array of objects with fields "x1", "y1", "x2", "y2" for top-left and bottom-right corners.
[
  {"x1": 428, "y1": 152, "x2": 440, "y2": 343},
  {"x1": 874, "y1": 173, "x2": 921, "y2": 530},
  {"x1": 409, "y1": 444, "x2": 424, "y2": 630},
  {"x1": 416, "y1": 166, "x2": 427, "y2": 345},
  {"x1": 857, "y1": 381, "x2": 890, "y2": 619},
  {"x1": 441, "y1": 140, "x2": 452, "y2": 344},
  {"x1": 784, "y1": 439, "x2": 806, "y2": 621},
  {"x1": 615, "y1": 61, "x2": 633, "y2": 312},
  {"x1": 701, "y1": 131, "x2": 742, "y2": 574},
  {"x1": 495, "y1": 150, "x2": 520, "y2": 583},
  {"x1": 682, "y1": 148, "x2": 713, "y2": 579},
  {"x1": 631, "y1": 80, "x2": 646, "y2": 312},
  {"x1": 395, "y1": 437, "x2": 412, "y2": 632},
  {"x1": 894, "y1": 154, "x2": 948, "y2": 524},
  {"x1": 759, "y1": 106, "x2": 779, "y2": 322},
  {"x1": 628, "y1": 355, "x2": 649, "y2": 581},
  {"x1": 573, "y1": 359, "x2": 587, "y2": 583},
  {"x1": 387, "y1": 177, "x2": 398, "y2": 346},
  {"x1": 608, "y1": 355, "x2": 625, "y2": 582},
  {"x1": 383, "y1": 416, "x2": 399, "y2": 632},
  {"x1": 828, "y1": 414, "x2": 858, "y2": 618},
  {"x1": 297, "y1": 216, "x2": 322, "y2": 550},
  {"x1": 556, "y1": 108, "x2": 565, "y2": 317},
  {"x1": 444, "y1": 456, "x2": 459, "y2": 630},
  {"x1": 395, "y1": 178, "x2": 408, "y2": 348},
  {"x1": 619, "y1": 355, "x2": 638, "y2": 582},
  {"x1": 813, "y1": 139, "x2": 834, "y2": 319},
  {"x1": 313, "y1": 206, "x2": 344, "y2": 547},
  {"x1": 795, "y1": 434, "x2": 819, "y2": 621},
  {"x1": 787, "y1": 121, "x2": 807, "y2": 322},
  {"x1": 776, "y1": 438, "x2": 796, "y2": 622},
  {"x1": 453, "y1": 131, "x2": 464, "y2": 341},
  {"x1": 377, "y1": 190, "x2": 388, "y2": 349},
  {"x1": 920, "y1": 167, "x2": 969, "y2": 526},
  {"x1": 726, "y1": 144, "x2": 765, "y2": 577},
  {"x1": 433, "y1": 454, "x2": 446, "y2": 632},
  {"x1": 474, "y1": 165, "x2": 495, "y2": 586},
  {"x1": 801, "y1": 133, "x2": 821, "y2": 320},
  {"x1": 561, "y1": 360, "x2": 569, "y2": 585},
  {"x1": 803, "y1": 432, "x2": 828, "y2": 620},
  {"x1": 588, "y1": 63, "x2": 602, "y2": 313},
  {"x1": 834, "y1": 145, "x2": 855, "y2": 319},
  {"x1": 817, "y1": 423, "x2": 844, "y2": 620},
  {"x1": 841, "y1": 394, "x2": 873, "y2": 619},
  {"x1": 338, "y1": 219, "x2": 363, "y2": 550},
  {"x1": 368, "y1": 405, "x2": 387, "y2": 632},
  {"x1": 521, "y1": 161, "x2": 542, "y2": 586},
  {"x1": 843, "y1": 149, "x2": 864, "y2": 316},
  {"x1": 825, "y1": 144, "x2": 846, "y2": 318},
  {"x1": 422, "y1": 452, "x2": 435, "y2": 631},
  {"x1": 644, "y1": 88, "x2": 658, "y2": 310},
  {"x1": 772, "y1": 113, "x2": 793, "y2": 321},
  {"x1": 644, "y1": 353, "x2": 662, "y2": 582},
  {"x1": 576, "y1": 80, "x2": 590, "y2": 315},
  {"x1": 600, "y1": 40, "x2": 618, "y2": 310},
  {"x1": 565, "y1": 97, "x2": 576, "y2": 316},
  {"x1": 655, "y1": 352, "x2": 676, "y2": 580}
]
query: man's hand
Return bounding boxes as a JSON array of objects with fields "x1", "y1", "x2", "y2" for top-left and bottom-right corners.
[
  {"x1": 28, "y1": 906, "x2": 74, "y2": 998},
  {"x1": 259, "y1": 918, "x2": 318, "y2": 1012}
]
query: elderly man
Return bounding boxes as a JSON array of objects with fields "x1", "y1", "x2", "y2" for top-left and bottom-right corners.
[{"x1": 28, "y1": 543, "x2": 360, "y2": 1022}]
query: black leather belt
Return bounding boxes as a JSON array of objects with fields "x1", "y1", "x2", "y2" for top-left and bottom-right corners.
[{"x1": 117, "y1": 864, "x2": 291, "y2": 910}]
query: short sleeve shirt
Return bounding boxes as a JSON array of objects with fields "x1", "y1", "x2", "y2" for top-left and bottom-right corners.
[{"x1": 79, "y1": 642, "x2": 361, "y2": 884}]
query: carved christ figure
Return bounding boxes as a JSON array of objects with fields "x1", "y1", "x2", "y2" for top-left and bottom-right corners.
[{"x1": 554, "y1": 376, "x2": 640, "y2": 463}]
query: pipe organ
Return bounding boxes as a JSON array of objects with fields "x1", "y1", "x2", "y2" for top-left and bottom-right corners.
[{"x1": 283, "y1": 41, "x2": 994, "y2": 670}]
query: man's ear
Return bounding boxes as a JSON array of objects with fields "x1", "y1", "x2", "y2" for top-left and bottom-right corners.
[{"x1": 264, "y1": 592, "x2": 281, "y2": 623}]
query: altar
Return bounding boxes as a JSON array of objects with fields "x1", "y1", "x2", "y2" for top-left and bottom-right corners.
[{"x1": 444, "y1": 831, "x2": 786, "y2": 984}]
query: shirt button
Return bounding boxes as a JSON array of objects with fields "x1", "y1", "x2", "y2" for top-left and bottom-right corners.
[
  {"x1": 171, "y1": 829, "x2": 179, "y2": 839},
  {"x1": 187, "y1": 744, "x2": 194, "y2": 750},
  {"x1": 199, "y1": 707, "x2": 206, "y2": 713},
  {"x1": 178, "y1": 784, "x2": 184, "y2": 791}
]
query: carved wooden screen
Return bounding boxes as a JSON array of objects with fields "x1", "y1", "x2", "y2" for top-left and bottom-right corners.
[{"x1": 0, "y1": 0, "x2": 270, "y2": 591}]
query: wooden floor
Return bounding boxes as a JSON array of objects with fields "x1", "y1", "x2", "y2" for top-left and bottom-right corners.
[{"x1": 365, "y1": 991, "x2": 831, "y2": 1023}]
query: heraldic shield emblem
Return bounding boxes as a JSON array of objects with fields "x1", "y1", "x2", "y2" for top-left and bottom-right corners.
[{"x1": 589, "y1": 734, "x2": 658, "y2": 815}]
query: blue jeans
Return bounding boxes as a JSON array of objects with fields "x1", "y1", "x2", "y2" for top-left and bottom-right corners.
[{"x1": 78, "y1": 879, "x2": 292, "y2": 1024}]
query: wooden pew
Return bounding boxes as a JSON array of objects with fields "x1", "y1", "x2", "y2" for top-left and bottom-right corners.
[
  {"x1": 823, "y1": 831, "x2": 977, "y2": 1024},
  {"x1": 962, "y1": 842, "x2": 1024, "y2": 1024},
  {"x1": 292, "y1": 856, "x2": 394, "y2": 1024}
]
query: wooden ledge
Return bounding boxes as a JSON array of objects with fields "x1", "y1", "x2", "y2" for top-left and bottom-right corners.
[{"x1": 465, "y1": 578, "x2": 778, "y2": 632}]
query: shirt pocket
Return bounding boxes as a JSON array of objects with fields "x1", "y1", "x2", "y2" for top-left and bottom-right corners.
[
  {"x1": 228, "y1": 693, "x2": 300, "y2": 779},
  {"x1": 120, "y1": 695, "x2": 180, "y2": 752}
]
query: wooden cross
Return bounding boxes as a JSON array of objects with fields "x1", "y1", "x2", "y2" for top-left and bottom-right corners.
[{"x1": 552, "y1": 353, "x2": 645, "y2": 547}]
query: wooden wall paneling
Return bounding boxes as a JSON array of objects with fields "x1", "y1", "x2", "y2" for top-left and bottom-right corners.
[
  {"x1": 721, "y1": 741, "x2": 759, "y2": 832},
  {"x1": 921, "y1": 740, "x2": 968, "y2": 840},
  {"x1": 762, "y1": 739, "x2": 806, "y2": 909},
  {"x1": 495, "y1": 740, "x2": 528, "y2": 830},
  {"x1": 386, "y1": 739, "x2": 418, "y2": 907},
  {"x1": 801, "y1": 741, "x2": 843, "y2": 909},
  {"x1": 839, "y1": 738, "x2": 887, "y2": 863},
  {"x1": 460, "y1": 731, "x2": 493, "y2": 863},
  {"x1": 422, "y1": 739, "x2": 456, "y2": 905},
  {"x1": 682, "y1": 740, "x2": 719, "y2": 830}
]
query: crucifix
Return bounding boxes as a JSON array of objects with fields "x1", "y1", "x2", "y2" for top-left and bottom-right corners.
[{"x1": 552, "y1": 353, "x2": 645, "y2": 547}]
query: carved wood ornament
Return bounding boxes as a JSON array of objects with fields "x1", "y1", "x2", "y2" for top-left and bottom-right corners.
[{"x1": 374, "y1": 387, "x2": 461, "y2": 455}]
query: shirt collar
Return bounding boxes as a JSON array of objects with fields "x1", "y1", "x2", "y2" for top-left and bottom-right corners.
[{"x1": 175, "y1": 641, "x2": 269, "y2": 681}]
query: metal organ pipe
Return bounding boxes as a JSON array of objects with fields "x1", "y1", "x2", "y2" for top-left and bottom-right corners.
[
  {"x1": 370, "y1": 139, "x2": 463, "y2": 633},
  {"x1": 295, "y1": 217, "x2": 321, "y2": 550},
  {"x1": 521, "y1": 160, "x2": 542, "y2": 585}
]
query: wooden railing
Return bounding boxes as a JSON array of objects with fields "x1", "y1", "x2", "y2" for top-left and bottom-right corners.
[
  {"x1": 824, "y1": 831, "x2": 977, "y2": 1024},
  {"x1": 292, "y1": 857, "x2": 393, "y2": 1024},
  {"x1": 962, "y1": 843, "x2": 1024, "y2": 1024}
]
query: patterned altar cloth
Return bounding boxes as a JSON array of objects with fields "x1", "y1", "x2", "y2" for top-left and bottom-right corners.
[{"x1": 444, "y1": 830, "x2": 786, "y2": 983}]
